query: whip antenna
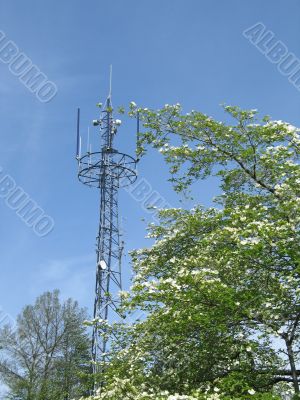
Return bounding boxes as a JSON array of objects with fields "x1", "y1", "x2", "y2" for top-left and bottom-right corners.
[{"x1": 76, "y1": 108, "x2": 80, "y2": 159}]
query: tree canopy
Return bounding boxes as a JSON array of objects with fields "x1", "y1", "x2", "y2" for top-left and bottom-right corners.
[
  {"x1": 0, "y1": 290, "x2": 91, "y2": 400},
  {"x1": 82, "y1": 103, "x2": 300, "y2": 400}
]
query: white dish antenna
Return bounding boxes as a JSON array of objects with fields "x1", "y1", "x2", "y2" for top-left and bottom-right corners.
[{"x1": 98, "y1": 260, "x2": 108, "y2": 270}]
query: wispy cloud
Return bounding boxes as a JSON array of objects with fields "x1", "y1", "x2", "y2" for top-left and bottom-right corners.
[{"x1": 34, "y1": 254, "x2": 95, "y2": 310}]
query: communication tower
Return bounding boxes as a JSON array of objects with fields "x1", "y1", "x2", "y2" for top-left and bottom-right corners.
[{"x1": 76, "y1": 69, "x2": 138, "y2": 390}]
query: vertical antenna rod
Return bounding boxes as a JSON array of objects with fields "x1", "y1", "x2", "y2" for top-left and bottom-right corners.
[
  {"x1": 76, "y1": 108, "x2": 80, "y2": 158},
  {"x1": 76, "y1": 71, "x2": 137, "y2": 393},
  {"x1": 109, "y1": 64, "x2": 112, "y2": 99}
]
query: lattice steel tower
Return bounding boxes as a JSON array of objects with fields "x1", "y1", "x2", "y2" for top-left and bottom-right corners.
[{"x1": 76, "y1": 72, "x2": 137, "y2": 389}]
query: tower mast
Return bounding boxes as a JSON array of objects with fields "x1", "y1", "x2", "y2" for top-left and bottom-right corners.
[{"x1": 76, "y1": 72, "x2": 137, "y2": 390}]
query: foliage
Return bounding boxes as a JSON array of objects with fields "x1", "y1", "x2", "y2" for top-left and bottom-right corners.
[
  {"x1": 93, "y1": 103, "x2": 299, "y2": 399},
  {"x1": 0, "y1": 290, "x2": 91, "y2": 399}
]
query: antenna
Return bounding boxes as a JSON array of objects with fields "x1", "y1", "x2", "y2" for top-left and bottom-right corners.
[
  {"x1": 76, "y1": 71, "x2": 138, "y2": 393},
  {"x1": 136, "y1": 111, "x2": 140, "y2": 161},
  {"x1": 76, "y1": 108, "x2": 80, "y2": 158},
  {"x1": 109, "y1": 64, "x2": 112, "y2": 99}
]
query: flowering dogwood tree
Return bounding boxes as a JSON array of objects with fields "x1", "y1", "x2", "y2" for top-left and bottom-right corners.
[{"x1": 84, "y1": 104, "x2": 299, "y2": 400}]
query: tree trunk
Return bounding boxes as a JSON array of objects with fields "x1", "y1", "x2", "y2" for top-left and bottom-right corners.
[{"x1": 285, "y1": 338, "x2": 300, "y2": 394}]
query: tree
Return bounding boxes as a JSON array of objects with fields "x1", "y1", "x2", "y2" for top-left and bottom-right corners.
[
  {"x1": 0, "y1": 290, "x2": 91, "y2": 400},
  {"x1": 83, "y1": 103, "x2": 299, "y2": 400}
]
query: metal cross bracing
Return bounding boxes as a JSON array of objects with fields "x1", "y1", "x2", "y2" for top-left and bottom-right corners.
[{"x1": 76, "y1": 86, "x2": 137, "y2": 391}]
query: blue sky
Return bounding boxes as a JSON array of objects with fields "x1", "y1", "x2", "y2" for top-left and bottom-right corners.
[{"x1": 0, "y1": 0, "x2": 299, "y2": 345}]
